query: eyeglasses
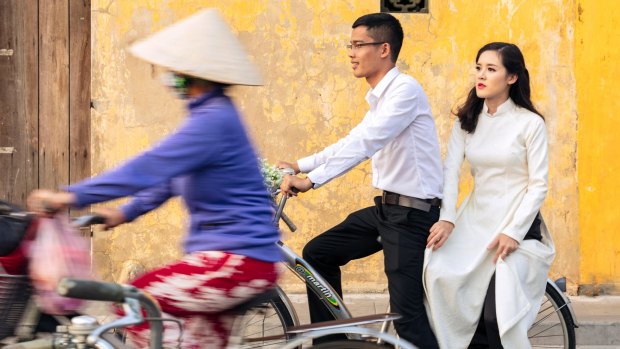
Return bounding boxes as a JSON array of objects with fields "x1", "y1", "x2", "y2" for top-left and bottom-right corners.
[{"x1": 346, "y1": 42, "x2": 386, "y2": 50}]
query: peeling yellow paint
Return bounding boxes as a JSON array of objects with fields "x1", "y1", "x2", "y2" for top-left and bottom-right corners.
[{"x1": 90, "y1": 0, "x2": 616, "y2": 294}]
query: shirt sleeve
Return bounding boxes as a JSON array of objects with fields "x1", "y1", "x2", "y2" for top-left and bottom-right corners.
[
  {"x1": 297, "y1": 120, "x2": 366, "y2": 173},
  {"x1": 119, "y1": 181, "x2": 174, "y2": 222},
  {"x1": 439, "y1": 119, "x2": 466, "y2": 224},
  {"x1": 67, "y1": 108, "x2": 227, "y2": 208},
  {"x1": 304, "y1": 83, "x2": 421, "y2": 188},
  {"x1": 502, "y1": 118, "x2": 549, "y2": 242}
]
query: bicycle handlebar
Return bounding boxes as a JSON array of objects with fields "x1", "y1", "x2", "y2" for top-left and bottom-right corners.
[
  {"x1": 57, "y1": 278, "x2": 130, "y2": 302},
  {"x1": 280, "y1": 211, "x2": 297, "y2": 232},
  {"x1": 57, "y1": 278, "x2": 164, "y2": 349},
  {"x1": 72, "y1": 214, "x2": 106, "y2": 228},
  {"x1": 275, "y1": 193, "x2": 298, "y2": 232}
]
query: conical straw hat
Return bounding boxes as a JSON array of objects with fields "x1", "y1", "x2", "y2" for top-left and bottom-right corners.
[{"x1": 129, "y1": 8, "x2": 263, "y2": 86}]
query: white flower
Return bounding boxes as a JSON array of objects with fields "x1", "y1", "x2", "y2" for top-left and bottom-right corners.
[{"x1": 258, "y1": 158, "x2": 284, "y2": 194}]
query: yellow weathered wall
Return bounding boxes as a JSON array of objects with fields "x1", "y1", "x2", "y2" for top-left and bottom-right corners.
[
  {"x1": 89, "y1": 0, "x2": 608, "y2": 294},
  {"x1": 575, "y1": 1, "x2": 620, "y2": 295}
]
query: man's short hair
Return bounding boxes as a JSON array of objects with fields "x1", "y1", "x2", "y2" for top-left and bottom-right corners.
[{"x1": 352, "y1": 13, "x2": 404, "y2": 63}]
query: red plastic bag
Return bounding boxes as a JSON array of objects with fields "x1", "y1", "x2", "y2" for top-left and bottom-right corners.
[{"x1": 28, "y1": 213, "x2": 91, "y2": 314}]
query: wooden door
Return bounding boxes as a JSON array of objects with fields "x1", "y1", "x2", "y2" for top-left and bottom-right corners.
[{"x1": 0, "y1": 0, "x2": 90, "y2": 207}]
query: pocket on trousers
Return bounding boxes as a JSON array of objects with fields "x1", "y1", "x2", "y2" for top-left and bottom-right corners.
[{"x1": 383, "y1": 205, "x2": 412, "y2": 226}]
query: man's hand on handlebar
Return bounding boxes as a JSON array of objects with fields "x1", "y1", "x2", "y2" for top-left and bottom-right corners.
[
  {"x1": 276, "y1": 160, "x2": 301, "y2": 174},
  {"x1": 280, "y1": 175, "x2": 312, "y2": 196}
]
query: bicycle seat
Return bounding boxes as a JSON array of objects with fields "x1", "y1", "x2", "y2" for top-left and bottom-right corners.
[{"x1": 226, "y1": 288, "x2": 278, "y2": 315}]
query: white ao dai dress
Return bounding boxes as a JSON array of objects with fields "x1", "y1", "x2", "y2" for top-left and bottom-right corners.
[{"x1": 423, "y1": 98, "x2": 556, "y2": 348}]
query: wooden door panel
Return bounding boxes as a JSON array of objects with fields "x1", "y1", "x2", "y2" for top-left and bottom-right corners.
[
  {"x1": 69, "y1": 0, "x2": 91, "y2": 186},
  {"x1": 0, "y1": 0, "x2": 90, "y2": 206},
  {"x1": 0, "y1": 0, "x2": 39, "y2": 206},
  {"x1": 39, "y1": 0, "x2": 70, "y2": 190}
]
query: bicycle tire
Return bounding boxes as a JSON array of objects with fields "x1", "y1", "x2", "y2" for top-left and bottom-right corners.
[
  {"x1": 308, "y1": 340, "x2": 390, "y2": 348},
  {"x1": 528, "y1": 281, "x2": 576, "y2": 349},
  {"x1": 236, "y1": 286, "x2": 299, "y2": 349}
]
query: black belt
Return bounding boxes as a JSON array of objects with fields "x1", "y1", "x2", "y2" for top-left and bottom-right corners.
[{"x1": 381, "y1": 191, "x2": 441, "y2": 212}]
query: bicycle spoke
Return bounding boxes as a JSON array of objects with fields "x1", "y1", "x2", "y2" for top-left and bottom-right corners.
[
  {"x1": 529, "y1": 322, "x2": 561, "y2": 338},
  {"x1": 538, "y1": 303, "x2": 555, "y2": 314},
  {"x1": 243, "y1": 314, "x2": 281, "y2": 329},
  {"x1": 238, "y1": 339, "x2": 290, "y2": 349},
  {"x1": 528, "y1": 285, "x2": 575, "y2": 349},
  {"x1": 531, "y1": 309, "x2": 562, "y2": 328},
  {"x1": 235, "y1": 296, "x2": 297, "y2": 349}
]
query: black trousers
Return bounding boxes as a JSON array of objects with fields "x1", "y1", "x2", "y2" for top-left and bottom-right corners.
[
  {"x1": 302, "y1": 196, "x2": 440, "y2": 348},
  {"x1": 469, "y1": 273, "x2": 503, "y2": 349},
  {"x1": 468, "y1": 214, "x2": 543, "y2": 349}
]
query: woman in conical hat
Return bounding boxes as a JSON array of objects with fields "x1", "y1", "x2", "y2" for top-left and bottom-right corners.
[{"x1": 28, "y1": 9, "x2": 279, "y2": 348}]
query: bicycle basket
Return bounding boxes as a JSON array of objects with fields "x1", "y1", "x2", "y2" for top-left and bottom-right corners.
[
  {"x1": 0, "y1": 201, "x2": 32, "y2": 257},
  {"x1": 0, "y1": 274, "x2": 32, "y2": 339}
]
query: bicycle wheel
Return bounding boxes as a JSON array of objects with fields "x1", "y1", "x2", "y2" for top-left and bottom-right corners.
[
  {"x1": 528, "y1": 282, "x2": 576, "y2": 349},
  {"x1": 308, "y1": 340, "x2": 389, "y2": 348},
  {"x1": 236, "y1": 287, "x2": 299, "y2": 349}
]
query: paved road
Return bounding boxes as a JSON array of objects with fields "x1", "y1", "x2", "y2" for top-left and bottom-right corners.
[{"x1": 285, "y1": 293, "x2": 620, "y2": 347}]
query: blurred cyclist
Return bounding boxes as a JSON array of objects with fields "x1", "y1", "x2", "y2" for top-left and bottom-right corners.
[{"x1": 27, "y1": 9, "x2": 280, "y2": 349}]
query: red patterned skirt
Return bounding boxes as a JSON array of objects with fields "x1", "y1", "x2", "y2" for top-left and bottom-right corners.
[{"x1": 121, "y1": 251, "x2": 278, "y2": 349}]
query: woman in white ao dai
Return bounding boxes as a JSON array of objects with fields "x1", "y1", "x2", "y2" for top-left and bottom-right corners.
[{"x1": 423, "y1": 43, "x2": 555, "y2": 349}]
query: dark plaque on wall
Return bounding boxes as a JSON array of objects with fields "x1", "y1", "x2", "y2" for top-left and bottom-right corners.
[{"x1": 381, "y1": 0, "x2": 429, "y2": 13}]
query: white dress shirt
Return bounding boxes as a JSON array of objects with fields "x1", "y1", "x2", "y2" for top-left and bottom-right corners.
[{"x1": 297, "y1": 67, "x2": 443, "y2": 199}]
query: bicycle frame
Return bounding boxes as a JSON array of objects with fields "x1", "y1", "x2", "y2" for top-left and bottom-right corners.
[
  {"x1": 274, "y1": 195, "x2": 355, "y2": 323},
  {"x1": 277, "y1": 241, "x2": 354, "y2": 321},
  {"x1": 273, "y1": 194, "x2": 407, "y2": 345}
]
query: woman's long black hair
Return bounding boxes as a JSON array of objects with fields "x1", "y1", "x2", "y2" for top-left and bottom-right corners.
[{"x1": 455, "y1": 42, "x2": 544, "y2": 133}]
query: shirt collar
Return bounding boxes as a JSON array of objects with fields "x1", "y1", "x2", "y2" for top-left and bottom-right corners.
[
  {"x1": 187, "y1": 86, "x2": 224, "y2": 110},
  {"x1": 482, "y1": 97, "x2": 516, "y2": 117},
  {"x1": 365, "y1": 67, "x2": 400, "y2": 105}
]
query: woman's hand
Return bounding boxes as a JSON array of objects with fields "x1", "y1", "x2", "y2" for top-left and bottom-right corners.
[
  {"x1": 27, "y1": 189, "x2": 76, "y2": 215},
  {"x1": 488, "y1": 233, "x2": 519, "y2": 263},
  {"x1": 93, "y1": 207, "x2": 127, "y2": 230},
  {"x1": 427, "y1": 220, "x2": 454, "y2": 250},
  {"x1": 276, "y1": 160, "x2": 301, "y2": 174}
]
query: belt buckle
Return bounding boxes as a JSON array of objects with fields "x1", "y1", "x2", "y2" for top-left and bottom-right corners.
[{"x1": 382, "y1": 191, "x2": 399, "y2": 205}]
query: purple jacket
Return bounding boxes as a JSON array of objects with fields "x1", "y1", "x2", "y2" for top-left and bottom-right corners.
[{"x1": 67, "y1": 88, "x2": 281, "y2": 262}]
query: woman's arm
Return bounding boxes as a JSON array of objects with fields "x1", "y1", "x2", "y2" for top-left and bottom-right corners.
[
  {"x1": 427, "y1": 119, "x2": 466, "y2": 249},
  {"x1": 119, "y1": 181, "x2": 174, "y2": 223},
  {"x1": 439, "y1": 120, "x2": 466, "y2": 223},
  {"x1": 66, "y1": 107, "x2": 232, "y2": 208},
  {"x1": 502, "y1": 117, "x2": 549, "y2": 242}
]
